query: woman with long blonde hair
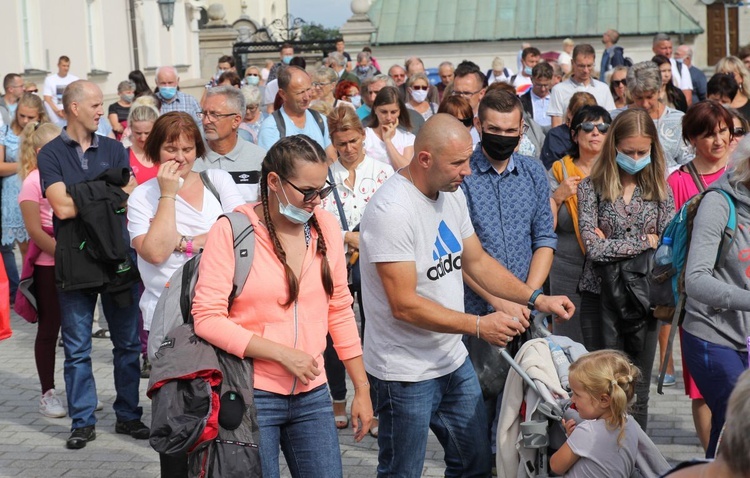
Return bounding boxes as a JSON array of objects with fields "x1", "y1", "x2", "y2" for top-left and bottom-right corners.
[
  {"x1": 18, "y1": 122, "x2": 64, "y2": 417},
  {"x1": 577, "y1": 107, "x2": 674, "y2": 430}
]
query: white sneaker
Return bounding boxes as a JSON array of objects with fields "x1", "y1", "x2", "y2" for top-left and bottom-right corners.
[
  {"x1": 96, "y1": 400, "x2": 103, "y2": 411},
  {"x1": 40, "y1": 389, "x2": 66, "y2": 418}
]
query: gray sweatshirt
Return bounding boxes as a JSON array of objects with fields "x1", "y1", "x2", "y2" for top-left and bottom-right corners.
[{"x1": 684, "y1": 173, "x2": 750, "y2": 351}]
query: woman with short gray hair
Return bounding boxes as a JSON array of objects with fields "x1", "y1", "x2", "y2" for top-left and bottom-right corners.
[
  {"x1": 615, "y1": 61, "x2": 691, "y2": 174},
  {"x1": 239, "y1": 85, "x2": 264, "y2": 144},
  {"x1": 405, "y1": 72, "x2": 438, "y2": 121},
  {"x1": 311, "y1": 67, "x2": 346, "y2": 112}
]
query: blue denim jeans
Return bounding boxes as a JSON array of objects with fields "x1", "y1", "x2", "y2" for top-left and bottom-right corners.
[
  {"x1": 253, "y1": 384, "x2": 342, "y2": 478},
  {"x1": 682, "y1": 330, "x2": 748, "y2": 458},
  {"x1": 369, "y1": 358, "x2": 492, "y2": 478},
  {"x1": 58, "y1": 284, "x2": 142, "y2": 429}
]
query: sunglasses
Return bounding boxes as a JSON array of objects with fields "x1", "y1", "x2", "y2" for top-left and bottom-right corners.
[
  {"x1": 459, "y1": 117, "x2": 474, "y2": 127},
  {"x1": 246, "y1": 73, "x2": 259, "y2": 77},
  {"x1": 734, "y1": 128, "x2": 747, "y2": 137},
  {"x1": 611, "y1": 79, "x2": 627, "y2": 87},
  {"x1": 283, "y1": 178, "x2": 335, "y2": 203},
  {"x1": 411, "y1": 85, "x2": 429, "y2": 91},
  {"x1": 576, "y1": 122, "x2": 610, "y2": 134}
]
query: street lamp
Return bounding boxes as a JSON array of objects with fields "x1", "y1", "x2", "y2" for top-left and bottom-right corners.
[{"x1": 157, "y1": 0, "x2": 176, "y2": 31}]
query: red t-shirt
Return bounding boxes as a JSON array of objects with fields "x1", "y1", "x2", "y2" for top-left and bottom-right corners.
[
  {"x1": 129, "y1": 148, "x2": 158, "y2": 184},
  {"x1": 667, "y1": 166, "x2": 726, "y2": 210}
]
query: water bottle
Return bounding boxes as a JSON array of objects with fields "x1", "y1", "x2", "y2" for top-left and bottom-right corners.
[{"x1": 654, "y1": 237, "x2": 673, "y2": 266}]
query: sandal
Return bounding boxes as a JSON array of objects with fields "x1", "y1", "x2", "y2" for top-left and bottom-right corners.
[
  {"x1": 332, "y1": 399, "x2": 349, "y2": 429},
  {"x1": 92, "y1": 329, "x2": 110, "y2": 339},
  {"x1": 369, "y1": 418, "x2": 379, "y2": 438}
]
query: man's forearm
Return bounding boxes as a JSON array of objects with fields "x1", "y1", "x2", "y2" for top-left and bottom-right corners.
[
  {"x1": 526, "y1": 247, "x2": 554, "y2": 290},
  {"x1": 464, "y1": 251, "x2": 535, "y2": 307}
]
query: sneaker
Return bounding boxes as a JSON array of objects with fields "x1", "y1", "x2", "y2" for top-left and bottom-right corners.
[
  {"x1": 115, "y1": 419, "x2": 150, "y2": 439},
  {"x1": 39, "y1": 389, "x2": 66, "y2": 418},
  {"x1": 663, "y1": 374, "x2": 676, "y2": 387},
  {"x1": 140, "y1": 357, "x2": 151, "y2": 379},
  {"x1": 96, "y1": 400, "x2": 103, "y2": 411},
  {"x1": 66, "y1": 425, "x2": 96, "y2": 449}
]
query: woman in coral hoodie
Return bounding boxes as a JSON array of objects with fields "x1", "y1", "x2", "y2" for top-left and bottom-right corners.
[{"x1": 192, "y1": 134, "x2": 373, "y2": 478}]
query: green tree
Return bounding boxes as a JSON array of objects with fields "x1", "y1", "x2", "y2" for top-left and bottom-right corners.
[{"x1": 300, "y1": 22, "x2": 340, "y2": 42}]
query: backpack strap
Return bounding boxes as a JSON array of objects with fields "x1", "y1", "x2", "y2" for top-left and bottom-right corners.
[
  {"x1": 327, "y1": 169, "x2": 349, "y2": 231},
  {"x1": 309, "y1": 109, "x2": 326, "y2": 136},
  {"x1": 712, "y1": 189, "x2": 737, "y2": 269},
  {"x1": 222, "y1": 212, "x2": 255, "y2": 302},
  {"x1": 510, "y1": 74, "x2": 517, "y2": 84},
  {"x1": 685, "y1": 162, "x2": 706, "y2": 193},
  {"x1": 657, "y1": 293, "x2": 686, "y2": 394},
  {"x1": 272, "y1": 109, "x2": 286, "y2": 139},
  {"x1": 200, "y1": 170, "x2": 222, "y2": 206},
  {"x1": 556, "y1": 159, "x2": 569, "y2": 180}
]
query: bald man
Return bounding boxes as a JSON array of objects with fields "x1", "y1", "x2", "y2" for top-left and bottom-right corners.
[
  {"x1": 359, "y1": 114, "x2": 575, "y2": 477},
  {"x1": 37, "y1": 80, "x2": 148, "y2": 449}
]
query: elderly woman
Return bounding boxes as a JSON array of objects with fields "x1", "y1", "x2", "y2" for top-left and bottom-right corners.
[
  {"x1": 238, "y1": 85, "x2": 264, "y2": 144},
  {"x1": 681, "y1": 134, "x2": 750, "y2": 458},
  {"x1": 608, "y1": 66, "x2": 630, "y2": 109},
  {"x1": 127, "y1": 112, "x2": 244, "y2": 476},
  {"x1": 334, "y1": 81, "x2": 360, "y2": 108},
  {"x1": 244, "y1": 65, "x2": 262, "y2": 87},
  {"x1": 614, "y1": 61, "x2": 692, "y2": 175},
  {"x1": 548, "y1": 105, "x2": 611, "y2": 343},
  {"x1": 404, "y1": 73, "x2": 438, "y2": 121},
  {"x1": 715, "y1": 56, "x2": 750, "y2": 121},
  {"x1": 311, "y1": 66, "x2": 346, "y2": 111},
  {"x1": 320, "y1": 105, "x2": 393, "y2": 437}
]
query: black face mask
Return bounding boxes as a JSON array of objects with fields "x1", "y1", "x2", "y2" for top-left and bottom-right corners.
[{"x1": 481, "y1": 131, "x2": 520, "y2": 162}]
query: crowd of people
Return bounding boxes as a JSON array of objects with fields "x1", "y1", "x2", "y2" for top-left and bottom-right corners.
[{"x1": 1, "y1": 30, "x2": 750, "y2": 477}]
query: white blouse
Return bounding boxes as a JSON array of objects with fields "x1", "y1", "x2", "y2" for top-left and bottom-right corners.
[
  {"x1": 321, "y1": 155, "x2": 394, "y2": 243},
  {"x1": 364, "y1": 127, "x2": 415, "y2": 167}
]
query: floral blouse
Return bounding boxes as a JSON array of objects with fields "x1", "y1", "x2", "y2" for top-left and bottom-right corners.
[{"x1": 577, "y1": 177, "x2": 675, "y2": 294}]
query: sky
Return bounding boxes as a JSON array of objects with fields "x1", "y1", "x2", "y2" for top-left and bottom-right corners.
[{"x1": 288, "y1": 0, "x2": 354, "y2": 29}]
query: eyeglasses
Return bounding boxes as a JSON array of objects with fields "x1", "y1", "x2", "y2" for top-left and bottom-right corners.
[
  {"x1": 26, "y1": 89, "x2": 38, "y2": 94},
  {"x1": 459, "y1": 117, "x2": 474, "y2": 127},
  {"x1": 734, "y1": 128, "x2": 747, "y2": 137},
  {"x1": 611, "y1": 79, "x2": 627, "y2": 87},
  {"x1": 576, "y1": 122, "x2": 610, "y2": 134},
  {"x1": 283, "y1": 178, "x2": 335, "y2": 203},
  {"x1": 452, "y1": 88, "x2": 483, "y2": 98},
  {"x1": 198, "y1": 110, "x2": 238, "y2": 122},
  {"x1": 411, "y1": 85, "x2": 429, "y2": 91},
  {"x1": 313, "y1": 82, "x2": 332, "y2": 88},
  {"x1": 246, "y1": 105, "x2": 259, "y2": 112}
]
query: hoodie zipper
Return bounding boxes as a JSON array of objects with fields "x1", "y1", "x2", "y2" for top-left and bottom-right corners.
[{"x1": 289, "y1": 232, "x2": 318, "y2": 394}]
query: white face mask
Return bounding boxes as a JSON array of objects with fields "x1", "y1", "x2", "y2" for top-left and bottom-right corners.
[
  {"x1": 350, "y1": 95, "x2": 362, "y2": 107},
  {"x1": 275, "y1": 187, "x2": 313, "y2": 225},
  {"x1": 410, "y1": 89, "x2": 428, "y2": 103}
]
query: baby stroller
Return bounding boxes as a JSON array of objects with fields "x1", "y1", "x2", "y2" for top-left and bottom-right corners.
[{"x1": 494, "y1": 327, "x2": 671, "y2": 478}]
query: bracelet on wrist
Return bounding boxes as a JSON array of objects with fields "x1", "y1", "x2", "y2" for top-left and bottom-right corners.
[
  {"x1": 159, "y1": 195, "x2": 176, "y2": 201},
  {"x1": 185, "y1": 237, "x2": 194, "y2": 258},
  {"x1": 354, "y1": 381, "x2": 369, "y2": 390},
  {"x1": 527, "y1": 289, "x2": 544, "y2": 311},
  {"x1": 476, "y1": 315, "x2": 481, "y2": 339},
  {"x1": 177, "y1": 235, "x2": 187, "y2": 253}
]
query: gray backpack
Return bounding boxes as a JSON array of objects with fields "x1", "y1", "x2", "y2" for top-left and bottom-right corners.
[{"x1": 147, "y1": 211, "x2": 255, "y2": 360}]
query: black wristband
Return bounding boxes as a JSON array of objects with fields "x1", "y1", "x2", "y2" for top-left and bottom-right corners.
[{"x1": 527, "y1": 289, "x2": 543, "y2": 311}]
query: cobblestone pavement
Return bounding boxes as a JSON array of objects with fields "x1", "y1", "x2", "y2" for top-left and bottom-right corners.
[{"x1": 0, "y1": 310, "x2": 703, "y2": 477}]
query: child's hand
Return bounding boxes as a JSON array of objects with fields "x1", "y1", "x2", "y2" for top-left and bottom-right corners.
[{"x1": 562, "y1": 418, "x2": 576, "y2": 437}]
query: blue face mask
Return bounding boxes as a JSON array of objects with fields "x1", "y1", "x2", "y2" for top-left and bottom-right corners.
[
  {"x1": 615, "y1": 150, "x2": 651, "y2": 175},
  {"x1": 245, "y1": 75, "x2": 260, "y2": 86},
  {"x1": 350, "y1": 95, "x2": 362, "y2": 107},
  {"x1": 282, "y1": 56, "x2": 293, "y2": 65},
  {"x1": 523, "y1": 66, "x2": 533, "y2": 76},
  {"x1": 276, "y1": 187, "x2": 313, "y2": 225},
  {"x1": 160, "y1": 87, "x2": 177, "y2": 100}
]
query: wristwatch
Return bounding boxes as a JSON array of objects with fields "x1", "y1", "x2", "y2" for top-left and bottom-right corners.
[{"x1": 527, "y1": 289, "x2": 543, "y2": 311}]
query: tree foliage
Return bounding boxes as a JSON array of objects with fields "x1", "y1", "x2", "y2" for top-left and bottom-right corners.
[{"x1": 300, "y1": 22, "x2": 340, "y2": 42}]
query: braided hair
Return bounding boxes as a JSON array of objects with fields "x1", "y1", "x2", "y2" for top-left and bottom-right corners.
[
  {"x1": 259, "y1": 135, "x2": 334, "y2": 308},
  {"x1": 568, "y1": 349, "x2": 641, "y2": 445}
]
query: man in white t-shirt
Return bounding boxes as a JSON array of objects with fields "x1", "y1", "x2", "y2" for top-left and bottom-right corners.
[
  {"x1": 548, "y1": 44, "x2": 616, "y2": 127},
  {"x1": 511, "y1": 46, "x2": 540, "y2": 92},
  {"x1": 359, "y1": 113, "x2": 575, "y2": 477},
  {"x1": 43, "y1": 56, "x2": 79, "y2": 126},
  {"x1": 652, "y1": 33, "x2": 693, "y2": 106}
]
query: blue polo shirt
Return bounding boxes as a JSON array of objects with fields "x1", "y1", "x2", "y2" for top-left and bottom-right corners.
[
  {"x1": 460, "y1": 145, "x2": 557, "y2": 316},
  {"x1": 37, "y1": 127, "x2": 130, "y2": 232}
]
